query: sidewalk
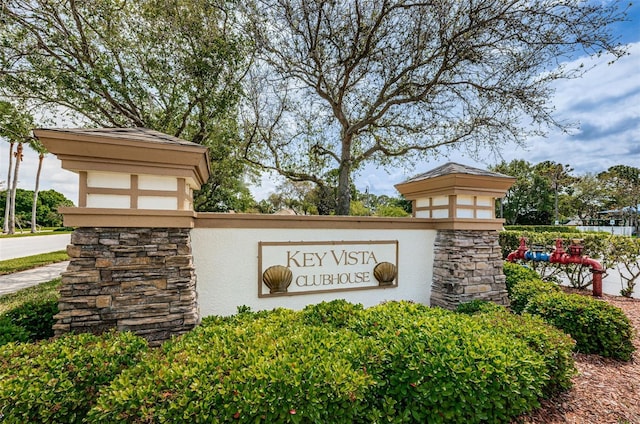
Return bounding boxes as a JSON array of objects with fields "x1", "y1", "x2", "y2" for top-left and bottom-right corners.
[{"x1": 0, "y1": 261, "x2": 69, "y2": 296}]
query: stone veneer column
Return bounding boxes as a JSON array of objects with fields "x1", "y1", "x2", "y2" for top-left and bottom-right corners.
[
  {"x1": 431, "y1": 229, "x2": 509, "y2": 309},
  {"x1": 55, "y1": 227, "x2": 199, "y2": 345}
]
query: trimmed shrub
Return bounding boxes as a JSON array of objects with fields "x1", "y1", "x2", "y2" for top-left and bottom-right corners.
[
  {"x1": 504, "y1": 263, "x2": 636, "y2": 361},
  {"x1": 3, "y1": 299, "x2": 58, "y2": 341},
  {"x1": 89, "y1": 309, "x2": 375, "y2": 424},
  {"x1": 0, "y1": 316, "x2": 29, "y2": 346},
  {"x1": 524, "y1": 292, "x2": 635, "y2": 361},
  {"x1": 89, "y1": 302, "x2": 571, "y2": 424},
  {"x1": 509, "y1": 278, "x2": 561, "y2": 314},
  {"x1": 455, "y1": 299, "x2": 504, "y2": 315},
  {"x1": 352, "y1": 301, "x2": 548, "y2": 423},
  {"x1": 302, "y1": 299, "x2": 365, "y2": 328},
  {"x1": 470, "y1": 308, "x2": 576, "y2": 396},
  {"x1": 503, "y1": 261, "x2": 542, "y2": 294},
  {"x1": 0, "y1": 331, "x2": 148, "y2": 424}
]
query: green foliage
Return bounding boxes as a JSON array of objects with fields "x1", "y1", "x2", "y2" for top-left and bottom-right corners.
[
  {"x1": 375, "y1": 204, "x2": 410, "y2": 217},
  {"x1": 491, "y1": 160, "x2": 554, "y2": 225},
  {"x1": 351, "y1": 301, "x2": 548, "y2": 423},
  {"x1": 0, "y1": 278, "x2": 61, "y2": 315},
  {"x1": 504, "y1": 225, "x2": 580, "y2": 233},
  {"x1": 454, "y1": 299, "x2": 496, "y2": 316},
  {"x1": 467, "y1": 307, "x2": 576, "y2": 396},
  {"x1": 0, "y1": 331, "x2": 148, "y2": 424},
  {"x1": 89, "y1": 309, "x2": 375, "y2": 423},
  {"x1": 349, "y1": 200, "x2": 372, "y2": 216},
  {"x1": 455, "y1": 299, "x2": 504, "y2": 315},
  {"x1": 3, "y1": 300, "x2": 58, "y2": 342},
  {"x1": 503, "y1": 261, "x2": 542, "y2": 293},
  {"x1": 0, "y1": 189, "x2": 74, "y2": 228},
  {"x1": 504, "y1": 263, "x2": 636, "y2": 361},
  {"x1": 0, "y1": 316, "x2": 29, "y2": 346},
  {"x1": 524, "y1": 293, "x2": 635, "y2": 361},
  {"x1": 0, "y1": 250, "x2": 69, "y2": 275},
  {"x1": 83, "y1": 301, "x2": 575, "y2": 423},
  {"x1": 509, "y1": 279, "x2": 562, "y2": 314},
  {"x1": 1, "y1": 0, "x2": 253, "y2": 212},
  {"x1": 607, "y1": 235, "x2": 640, "y2": 297},
  {"x1": 302, "y1": 299, "x2": 365, "y2": 328}
]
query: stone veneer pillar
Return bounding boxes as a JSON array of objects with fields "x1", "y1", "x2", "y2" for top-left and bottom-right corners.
[
  {"x1": 35, "y1": 127, "x2": 210, "y2": 345},
  {"x1": 395, "y1": 162, "x2": 515, "y2": 310},
  {"x1": 55, "y1": 228, "x2": 198, "y2": 345},
  {"x1": 430, "y1": 229, "x2": 509, "y2": 309}
]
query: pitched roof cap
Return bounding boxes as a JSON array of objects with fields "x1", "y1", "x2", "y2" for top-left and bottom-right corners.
[{"x1": 402, "y1": 162, "x2": 512, "y2": 183}]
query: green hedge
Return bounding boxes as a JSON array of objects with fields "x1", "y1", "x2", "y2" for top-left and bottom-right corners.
[
  {"x1": 503, "y1": 261, "x2": 542, "y2": 293},
  {"x1": 89, "y1": 309, "x2": 376, "y2": 424},
  {"x1": 524, "y1": 292, "x2": 635, "y2": 361},
  {"x1": 457, "y1": 303, "x2": 576, "y2": 396},
  {"x1": 0, "y1": 331, "x2": 148, "y2": 423},
  {"x1": 0, "y1": 301, "x2": 581, "y2": 423},
  {"x1": 88, "y1": 301, "x2": 575, "y2": 424},
  {"x1": 0, "y1": 316, "x2": 29, "y2": 346},
  {"x1": 503, "y1": 263, "x2": 635, "y2": 361},
  {"x1": 0, "y1": 299, "x2": 58, "y2": 346},
  {"x1": 349, "y1": 302, "x2": 555, "y2": 422},
  {"x1": 4, "y1": 300, "x2": 58, "y2": 341},
  {"x1": 509, "y1": 279, "x2": 562, "y2": 314},
  {"x1": 504, "y1": 225, "x2": 580, "y2": 233},
  {"x1": 499, "y1": 230, "x2": 610, "y2": 262}
]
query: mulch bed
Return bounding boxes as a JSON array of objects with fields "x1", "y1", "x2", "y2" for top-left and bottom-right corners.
[{"x1": 516, "y1": 291, "x2": 640, "y2": 424}]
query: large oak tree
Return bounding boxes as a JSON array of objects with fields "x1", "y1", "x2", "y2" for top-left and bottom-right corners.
[
  {"x1": 0, "y1": 0, "x2": 253, "y2": 211},
  {"x1": 241, "y1": 0, "x2": 628, "y2": 214}
]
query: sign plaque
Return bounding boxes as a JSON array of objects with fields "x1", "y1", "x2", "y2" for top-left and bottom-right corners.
[{"x1": 258, "y1": 240, "x2": 398, "y2": 297}]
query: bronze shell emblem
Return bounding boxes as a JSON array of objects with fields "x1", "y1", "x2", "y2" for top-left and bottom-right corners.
[
  {"x1": 262, "y1": 265, "x2": 293, "y2": 294},
  {"x1": 373, "y1": 261, "x2": 397, "y2": 286}
]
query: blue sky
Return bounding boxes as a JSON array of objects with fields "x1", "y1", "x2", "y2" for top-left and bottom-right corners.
[{"x1": 2, "y1": 2, "x2": 639, "y2": 205}]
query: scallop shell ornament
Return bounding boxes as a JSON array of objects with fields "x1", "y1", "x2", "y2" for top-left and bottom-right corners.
[
  {"x1": 262, "y1": 265, "x2": 293, "y2": 294},
  {"x1": 373, "y1": 262, "x2": 397, "y2": 286}
]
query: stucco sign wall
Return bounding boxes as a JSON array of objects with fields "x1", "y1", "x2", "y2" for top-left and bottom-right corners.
[{"x1": 258, "y1": 240, "x2": 398, "y2": 296}]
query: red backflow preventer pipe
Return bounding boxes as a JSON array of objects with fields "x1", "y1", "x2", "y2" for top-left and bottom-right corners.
[{"x1": 507, "y1": 237, "x2": 604, "y2": 297}]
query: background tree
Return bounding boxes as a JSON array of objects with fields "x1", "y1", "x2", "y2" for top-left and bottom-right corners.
[
  {"x1": 242, "y1": 0, "x2": 627, "y2": 214},
  {"x1": 598, "y1": 165, "x2": 640, "y2": 233},
  {"x1": 567, "y1": 173, "x2": 607, "y2": 225},
  {"x1": 491, "y1": 160, "x2": 553, "y2": 225},
  {"x1": 535, "y1": 161, "x2": 575, "y2": 225},
  {"x1": 0, "y1": 101, "x2": 34, "y2": 234},
  {"x1": 29, "y1": 139, "x2": 47, "y2": 232},
  {"x1": 0, "y1": 189, "x2": 74, "y2": 229},
  {"x1": 0, "y1": 0, "x2": 252, "y2": 211}
]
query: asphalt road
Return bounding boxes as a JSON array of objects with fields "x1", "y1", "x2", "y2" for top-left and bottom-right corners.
[{"x1": 0, "y1": 233, "x2": 71, "y2": 260}]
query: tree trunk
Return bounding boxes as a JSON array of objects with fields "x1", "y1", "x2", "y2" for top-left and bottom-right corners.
[
  {"x1": 335, "y1": 134, "x2": 352, "y2": 215},
  {"x1": 8, "y1": 143, "x2": 23, "y2": 234},
  {"x1": 3, "y1": 141, "x2": 14, "y2": 233},
  {"x1": 554, "y1": 185, "x2": 559, "y2": 225},
  {"x1": 31, "y1": 152, "x2": 44, "y2": 233}
]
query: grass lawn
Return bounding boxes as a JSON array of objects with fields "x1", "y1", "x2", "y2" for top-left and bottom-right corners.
[
  {"x1": 0, "y1": 278, "x2": 61, "y2": 315},
  {"x1": 0, "y1": 251, "x2": 69, "y2": 276}
]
